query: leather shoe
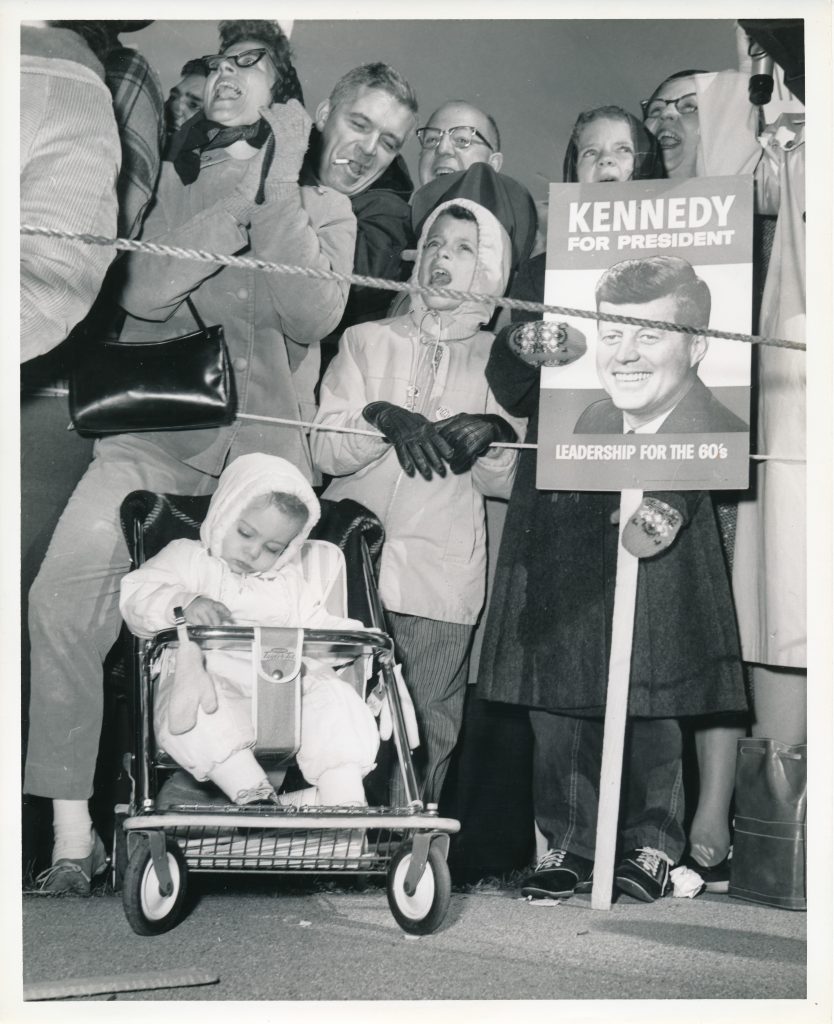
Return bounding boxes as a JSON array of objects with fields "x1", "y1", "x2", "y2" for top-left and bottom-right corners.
[{"x1": 34, "y1": 833, "x2": 108, "y2": 896}]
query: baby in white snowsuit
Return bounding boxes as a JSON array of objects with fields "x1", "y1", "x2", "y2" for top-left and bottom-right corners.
[{"x1": 119, "y1": 453, "x2": 379, "y2": 806}]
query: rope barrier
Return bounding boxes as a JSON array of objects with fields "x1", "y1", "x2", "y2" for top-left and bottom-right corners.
[
  {"x1": 20, "y1": 223, "x2": 806, "y2": 352},
  {"x1": 22, "y1": 387, "x2": 805, "y2": 464}
]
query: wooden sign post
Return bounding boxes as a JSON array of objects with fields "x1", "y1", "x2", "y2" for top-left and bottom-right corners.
[{"x1": 591, "y1": 489, "x2": 641, "y2": 911}]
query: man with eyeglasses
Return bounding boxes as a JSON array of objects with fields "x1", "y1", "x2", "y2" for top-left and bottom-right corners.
[
  {"x1": 416, "y1": 100, "x2": 503, "y2": 186},
  {"x1": 393, "y1": 100, "x2": 534, "y2": 310}
]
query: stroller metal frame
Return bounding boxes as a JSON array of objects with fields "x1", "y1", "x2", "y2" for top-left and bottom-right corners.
[{"x1": 117, "y1": 494, "x2": 459, "y2": 937}]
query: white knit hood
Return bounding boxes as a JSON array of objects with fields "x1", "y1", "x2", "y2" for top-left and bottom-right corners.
[
  {"x1": 200, "y1": 453, "x2": 320, "y2": 575},
  {"x1": 409, "y1": 198, "x2": 512, "y2": 340}
]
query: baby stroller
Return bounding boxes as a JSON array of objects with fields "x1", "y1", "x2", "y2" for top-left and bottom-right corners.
[{"x1": 115, "y1": 490, "x2": 459, "y2": 937}]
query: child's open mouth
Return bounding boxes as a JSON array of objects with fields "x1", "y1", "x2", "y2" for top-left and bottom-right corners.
[{"x1": 429, "y1": 268, "x2": 452, "y2": 286}]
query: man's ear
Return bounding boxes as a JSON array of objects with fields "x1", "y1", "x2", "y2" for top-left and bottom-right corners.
[
  {"x1": 488, "y1": 151, "x2": 504, "y2": 173},
  {"x1": 690, "y1": 333, "x2": 709, "y2": 368},
  {"x1": 315, "y1": 99, "x2": 331, "y2": 131}
]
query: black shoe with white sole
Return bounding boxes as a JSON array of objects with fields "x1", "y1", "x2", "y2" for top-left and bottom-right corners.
[
  {"x1": 521, "y1": 848, "x2": 594, "y2": 899},
  {"x1": 615, "y1": 847, "x2": 673, "y2": 902}
]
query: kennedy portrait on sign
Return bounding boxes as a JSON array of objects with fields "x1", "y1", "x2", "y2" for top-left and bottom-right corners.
[{"x1": 574, "y1": 256, "x2": 749, "y2": 435}]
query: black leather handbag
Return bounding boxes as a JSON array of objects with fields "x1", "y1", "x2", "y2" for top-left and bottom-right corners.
[
  {"x1": 69, "y1": 297, "x2": 236, "y2": 437},
  {"x1": 729, "y1": 737, "x2": 807, "y2": 911}
]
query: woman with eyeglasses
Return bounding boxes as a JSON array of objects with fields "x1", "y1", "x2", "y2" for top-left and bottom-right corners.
[
  {"x1": 25, "y1": 20, "x2": 358, "y2": 894},
  {"x1": 640, "y1": 71, "x2": 703, "y2": 180},
  {"x1": 641, "y1": 24, "x2": 807, "y2": 897}
]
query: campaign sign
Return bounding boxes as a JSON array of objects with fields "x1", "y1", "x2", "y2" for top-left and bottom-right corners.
[{"x1": 536, "y1": 175, "x2": 753, "y2": 491}]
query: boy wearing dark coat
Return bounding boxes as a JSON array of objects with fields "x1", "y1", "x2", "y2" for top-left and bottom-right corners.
[{"x1": 478, "y1": 256, "x2": 747, "y2": 902}]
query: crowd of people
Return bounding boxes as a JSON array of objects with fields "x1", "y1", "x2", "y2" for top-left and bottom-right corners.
[{"x1": 20, "y1": 19, "x2": 806, "y2": 909}]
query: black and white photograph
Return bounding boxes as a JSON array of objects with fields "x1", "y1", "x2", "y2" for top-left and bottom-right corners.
[{"x1": 5, "y1": 3, "x2": 831, "y2": 1022}]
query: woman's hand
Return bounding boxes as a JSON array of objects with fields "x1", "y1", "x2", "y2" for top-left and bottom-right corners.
[
  {"x1": 184, "y1": 596, "x2": 234, "y2": 626},
  {"x1": 259, "y1": 98, "x2": 313, "y2": 184}
]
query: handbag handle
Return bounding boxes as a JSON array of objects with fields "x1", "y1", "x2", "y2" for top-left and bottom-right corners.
[{"x1": 185, "y1": 296, "x2": 208, "y2": 333}]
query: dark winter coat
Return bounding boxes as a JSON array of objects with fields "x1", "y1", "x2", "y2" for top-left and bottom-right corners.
[
  {"x1": 476, "y1": 258, "x2": 746, "y2": 718},
  {"x1": 302, "y1": 137, "x2": 415, "y2": 340}
]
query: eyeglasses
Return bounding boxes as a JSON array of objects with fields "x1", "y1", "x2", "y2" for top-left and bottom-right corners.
[
  {"x1": 415, "y1": 125, "x2": 495, "y2": 152},
  {"x1": 641, "y1": 93, "x2": 699, "y2": 120},
  {"x1": 200, "y1": 48, "x2": 271, "y2": 74}
]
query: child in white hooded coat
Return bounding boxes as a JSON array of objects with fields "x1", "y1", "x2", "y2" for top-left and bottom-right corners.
[
  {"x1": 312, "y1": 199, "x2": 525, "y2": 805},
  {"x1": 119, "y1": 452, "x2": 379, "y2": 806}
]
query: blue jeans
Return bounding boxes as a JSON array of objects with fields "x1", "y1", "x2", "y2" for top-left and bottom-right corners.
[{"x1": 529, "y1": 710, "x2": 685, "y2": 863}]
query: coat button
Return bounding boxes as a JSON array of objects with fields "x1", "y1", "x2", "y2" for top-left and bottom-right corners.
[
  {"x1": 236, "y1": 288, "x2": 249, "y2": 300},
  {"x1": 233, "y1": 357, "x2": 248, "y2": 371}
]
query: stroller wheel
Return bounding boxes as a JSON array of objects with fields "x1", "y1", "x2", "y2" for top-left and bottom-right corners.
[
  {"x1": 122, "y1": 834, "x2": 188, "y2": 936},
  {"x1": 386, "y1": 839, "x2": 451, "y2": 935}
]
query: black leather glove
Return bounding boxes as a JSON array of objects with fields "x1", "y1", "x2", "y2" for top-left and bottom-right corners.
[
  {"x1": 435, "y1": 413, "x2": 517, "y2": 474},
  {"x1": 363, "y1": 402, "x2": 453, "y2": 481}
]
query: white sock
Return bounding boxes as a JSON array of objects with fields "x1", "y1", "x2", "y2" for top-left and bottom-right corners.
[
  {"x1": 207, "y1": 749, "x2": 274, "y2": 803},
  {"x1": 52, "y1": 800, "x2": 93, "y2": 862},
  {"x1": 315, "y1": 765, "x2": 367, "y2": 807}
]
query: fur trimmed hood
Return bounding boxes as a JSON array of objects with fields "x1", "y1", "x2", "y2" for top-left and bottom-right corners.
[{"x1": 200, "y1": 453, "x2": 320, "y2": 575}]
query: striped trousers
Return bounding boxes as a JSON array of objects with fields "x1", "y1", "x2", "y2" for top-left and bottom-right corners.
[{"x1": 386, "y1": 612, "x2": 475, "y2": 805}]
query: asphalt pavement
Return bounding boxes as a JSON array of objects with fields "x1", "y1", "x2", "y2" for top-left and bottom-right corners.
[{"x1": 11, "y1": 869, "x2": 823, "y2": 1023}]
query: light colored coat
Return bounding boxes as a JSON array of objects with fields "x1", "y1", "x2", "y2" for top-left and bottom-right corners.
[
  {"x1": 20, "y1": 26, "x2": 121, "y2": 361},
  {"x1": 119, "y1": 453, "x2": 376, "y2": 783},
  {"x1": 312, "y1": 199, "x2": 525, "y2": 625},
  {"x1": 118, "y1": 152, "x2": 357, "y2": 480},
  {"x1": 119, "y1": 453, "x2": 357, "y2": 637},
  {"x1": 694, "y1": 70, "x2": 806, "y2": 667}
]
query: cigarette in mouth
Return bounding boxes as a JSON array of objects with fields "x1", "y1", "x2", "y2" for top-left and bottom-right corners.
[{"x1": 333, "y1": 158, "x2": 351, "y2": 165}]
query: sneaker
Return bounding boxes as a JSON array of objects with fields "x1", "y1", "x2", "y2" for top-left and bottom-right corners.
[
  {"x1": 521, "y1": 848, "x2": 594, "y2": 899},
  {"x1": 681, "y1": 847, "x2": 732, "y2": 894},
  {"x1": 615, "y1": 847, "x2": 673, "y2": 902},
  {"x1": 33, "y1": 833, "x2": 108, "y2": 896}
]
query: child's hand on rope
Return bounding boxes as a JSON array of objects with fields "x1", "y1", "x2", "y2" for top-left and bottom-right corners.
[
  {"x1": 363, "y1": 401, "x2": 453, "y2": 481},
  {"x1": 508, "y1": 320, "x2": 587, "y2": 367},
  {"x1": 435, "y1": 413, "x2": 518, "y2": 474}
]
